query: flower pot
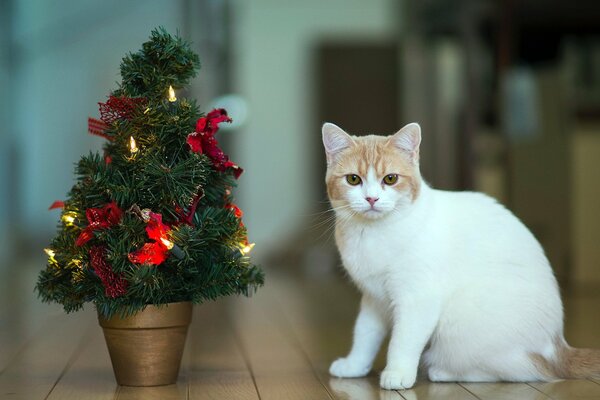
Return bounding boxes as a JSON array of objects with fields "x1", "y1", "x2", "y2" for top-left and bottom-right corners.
[{"x1": 98, "y1": 301, "x2": 192, "y2": 386}]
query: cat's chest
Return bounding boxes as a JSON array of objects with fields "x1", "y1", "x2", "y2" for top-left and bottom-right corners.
[{"x1": 336, "y1": 224, "x2": 399, "y2": 298}]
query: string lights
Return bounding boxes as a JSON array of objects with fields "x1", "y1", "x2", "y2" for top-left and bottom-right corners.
[
  {"x1": 129, "y1": 136, "x2": 138, "y2": 153},
  {"x1": 160, "y1": 237, "x2": 174, "y2": 250},
  {"x1": 44, "y1": 248, "x2": 57, "y2": 263},
  {"x1": 61, "y1": 212, "x2": 76, "y2": 226},
  {"x1": 168, "y1": 85, "x2": 177, "y2": 102},
  {"x1": 240, "y1": 242, "x2": 255, "y2": 255}
]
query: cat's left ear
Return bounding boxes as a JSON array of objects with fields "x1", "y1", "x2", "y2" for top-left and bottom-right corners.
[{"x1": 390, "y1": 123, "x2": 421, "y2": 161}]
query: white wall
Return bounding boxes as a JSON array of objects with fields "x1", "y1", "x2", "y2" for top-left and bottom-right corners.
[{"x1": 232, "y1": 0, "x2": 398, "y2": 254}]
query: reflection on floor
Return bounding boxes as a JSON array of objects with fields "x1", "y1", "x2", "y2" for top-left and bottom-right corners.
[{"x1": 1, "y1": 255, "x2": 600, "y2": 399}]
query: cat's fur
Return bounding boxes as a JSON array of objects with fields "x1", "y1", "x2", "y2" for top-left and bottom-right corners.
[{"x1": 322, "y1": 122, "x2": 600, "y2": 390}]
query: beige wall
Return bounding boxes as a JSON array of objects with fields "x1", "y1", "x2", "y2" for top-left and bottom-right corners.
[{"x1": 572, "y1": 126, "x2": 600, "y2": 286}]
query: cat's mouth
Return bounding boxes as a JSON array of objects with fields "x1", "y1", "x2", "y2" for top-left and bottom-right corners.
[{"x1": 360, "y1": 208, "x2": 385, "y2": 219}]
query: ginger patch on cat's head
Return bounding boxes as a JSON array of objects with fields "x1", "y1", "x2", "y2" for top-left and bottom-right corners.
[{"x1": 322, "y1": 123, "x2": 422, "y2": 219}]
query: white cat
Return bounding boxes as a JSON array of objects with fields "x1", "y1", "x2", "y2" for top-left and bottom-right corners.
[{"x1": 322, "y1": 122, "x2": 600, "y2": 390}]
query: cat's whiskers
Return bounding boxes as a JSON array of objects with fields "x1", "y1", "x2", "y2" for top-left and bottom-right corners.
[
  {"x1": 312, "y1": 206, "x2": 356, "y2": 243},
  {"x1": 307, "y1": 205, "x2": 352, "y2": 232}
]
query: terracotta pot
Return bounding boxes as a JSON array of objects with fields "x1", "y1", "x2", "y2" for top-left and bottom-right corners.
[{"x1": 98, "y1": 301, "x2": 192, "y2": 386}]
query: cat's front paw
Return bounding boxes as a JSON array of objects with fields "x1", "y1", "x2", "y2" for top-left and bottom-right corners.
[
  {"x1": 380, "y1": 368, "x2": 417, "y2": 390},
  {"x1": 329, "y1": 357, "x2": 371, "y2": 378}
]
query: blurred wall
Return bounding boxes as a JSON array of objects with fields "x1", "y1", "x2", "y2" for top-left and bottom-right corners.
[
  {"x1": 231, "y1": 0, "x2": 398, "y2": 253},
  {"x1": 7, "y1": 0, "x2": 189, "y2": 255},
  {"x1": 0, "y1": 1, "x2": 12, "y2": 263}
]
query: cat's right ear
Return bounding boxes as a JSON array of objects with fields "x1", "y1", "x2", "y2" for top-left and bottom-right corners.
[{"x1": 322, "y1": 123, "x2": 354, "y2": 166}]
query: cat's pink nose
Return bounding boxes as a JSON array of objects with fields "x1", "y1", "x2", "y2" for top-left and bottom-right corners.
[{"x1": 366, "y1": 197, "x2": 379, "y2": 207}]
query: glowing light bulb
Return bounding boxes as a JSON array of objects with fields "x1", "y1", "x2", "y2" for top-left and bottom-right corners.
[
  {"x1": 129, "y1": 136, "x2": 138, "y2": 153},
  {"x1": 168, "y1": 85, "x2": 177, "y2": 102},
  {"x1": 44, "y1": 248, "x2": 57, "y2": 263},
  {"x1": 62, "y1": 213, "x2": 75, "y2": 226},
  {"x1": 160, "y1": 237, "x2": 174, "y2": 249},
  {"x1": 240, "y1": 242, "x2": 255, "y2": 255}
]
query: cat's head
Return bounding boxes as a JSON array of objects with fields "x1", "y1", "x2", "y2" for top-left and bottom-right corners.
[{"x1": 322, "y1": 122, "x2": 422, "y2": 220}]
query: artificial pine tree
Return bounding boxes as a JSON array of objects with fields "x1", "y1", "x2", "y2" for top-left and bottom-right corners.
[{"x1": 37, "y1": 28, "x2": 264, "y2": 318}]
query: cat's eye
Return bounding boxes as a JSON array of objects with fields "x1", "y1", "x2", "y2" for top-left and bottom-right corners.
[
  {"x1": 383, "y1": 174, "x2": 399, "y2": 185},
  {"x1": 346, "y1": 174, "x2": 362, "y2": 186}
]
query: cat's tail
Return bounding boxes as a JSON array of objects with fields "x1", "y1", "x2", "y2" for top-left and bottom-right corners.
[{"x1": 532, "y1": 337, "x2": 600, "y2": 379}]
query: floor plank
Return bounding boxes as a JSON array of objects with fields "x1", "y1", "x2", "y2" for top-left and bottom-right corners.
[
  {"x1": 460, "y1": 382, "x2": 550, "y2": 400},
  {"x1": 188, "y1": 302, "x2": 259, "y2": 400},
  {"x1": 45, "y1": 326, "x2": 117, "y2": 400},
  {"x1": 0, "y1": 309, "x2": 94, "y2": 400},
  {"x1": 400, "y1": 382, "x2": 479, "y2": 400},
  {"x1": 229, "y1": 291, "x2": 333, "y2": 400},
  {"x1": 0, "y1": 267, "x2": 63, "y2": 372},
  {"x1": 117, "y1": 384, "x2": 188, "y2": 400},
  {"x1": 263, "y1": 276, "x2": 405, "y2": 399},
  {"x1": 530, "y1": 379, "x2": 600, "y2": 399}
]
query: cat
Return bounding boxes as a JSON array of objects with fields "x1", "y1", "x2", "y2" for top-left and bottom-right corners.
[{"x1": 322, "y1": 122, "x2": 600, "y2": 390}]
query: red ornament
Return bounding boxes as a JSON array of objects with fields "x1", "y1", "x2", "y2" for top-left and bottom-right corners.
[
  {"x1": 128, "y1": 242, "x2": 168, "y2": 265},
  {"x1": 225, "y1": 203, "x2": 243, "y2": 219},
  {"x1": 48, "y1": 200, "x2": 65, "y2": 210},
  {"x1": 186, "y1": 108, "x2": 243, "y2": 179},
  {"x1": 76, "y1": 201, "x2": 123, "y2": 246},
  {"x1": 90, "y1": 246, "x2": 128, "y2": 298},
  {"x1": 98, "y1": 96, "x2": 147, "y2": 125},
  {"x1": 145, "y1": 212, "x2": 170, "y2": 242},
  {"x1": 128, "y1": 212, "x2": 172, "y2": 266}
]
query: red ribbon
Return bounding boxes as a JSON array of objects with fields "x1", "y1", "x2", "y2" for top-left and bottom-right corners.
[
  {"x1": 90, "y1": 246, "x2": 128, "y2": 298},
  {"x1": 48, "y1": 200, "x2": 65, "y2": 210},
  {"x1": 76, "y1": 202, "x2": 123, "y2": 246},
  {"x1": 99, "y1": 96, "x2": 146, "y2": 125},
  {"x1": 178, "y1": 191, "x2": 204, "y2": 225},
  {"x1": 88, "y1": 117, "x2": 111, "y2": 140},
  {"x1": 88, "y1": 96, "x2": 146, "y2": 141}
]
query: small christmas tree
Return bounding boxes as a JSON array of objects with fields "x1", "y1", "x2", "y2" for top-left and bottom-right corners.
[{"x1": 37, "y1": 28, "x2": 264, "y2": 318}]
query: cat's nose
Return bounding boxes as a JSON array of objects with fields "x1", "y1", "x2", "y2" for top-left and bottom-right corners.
[{"x1": 365, "y1": 197, "x2": 379, "y2": 207}]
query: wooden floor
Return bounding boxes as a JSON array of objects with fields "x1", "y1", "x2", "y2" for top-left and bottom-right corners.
[{"x1": 1, "y1": 262, "x2": 600, "y2": 399}]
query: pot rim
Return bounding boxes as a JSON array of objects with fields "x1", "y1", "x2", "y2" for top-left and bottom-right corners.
[{"x1": 98, "y1": 301, "x2": 192, "y2": 329}]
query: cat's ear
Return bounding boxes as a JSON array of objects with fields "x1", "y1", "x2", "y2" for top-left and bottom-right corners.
[
  {"x1": 322, "y1": 122, "x2": 354, "y2": 165},
  {"x1": 390, "y1": 122, "x2": 421, "y2": 160}
]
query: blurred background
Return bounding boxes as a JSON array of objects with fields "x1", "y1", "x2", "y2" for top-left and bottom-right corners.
[{"x1": 1, "y1": 0, "x2": 600, "y2": 292}]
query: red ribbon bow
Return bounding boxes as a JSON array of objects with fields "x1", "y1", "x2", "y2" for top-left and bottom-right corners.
[
  {"x1": 75, "y1": 202, "x2": 123, "y2": 246},
  {"x1": 186, "y1": 108, "x2": 244, "y2": 179}
]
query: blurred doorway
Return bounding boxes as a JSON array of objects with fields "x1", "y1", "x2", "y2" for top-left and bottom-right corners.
[{"x1": 315, "y1": 42, "x2": 400, "y2": 204}]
